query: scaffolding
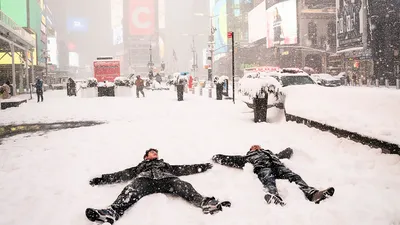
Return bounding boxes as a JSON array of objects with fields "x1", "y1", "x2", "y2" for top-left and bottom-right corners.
[{"x1": 0, "y1": 10, "x2": 35, "y2": 96}]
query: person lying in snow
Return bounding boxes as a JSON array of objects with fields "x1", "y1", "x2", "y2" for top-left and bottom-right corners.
[
  {"x1": 86, "y1": 148, "x2": 231, "y2": 224},
  {"x1": 212, "y1": 145, "x2": 334, "y2": 206}
]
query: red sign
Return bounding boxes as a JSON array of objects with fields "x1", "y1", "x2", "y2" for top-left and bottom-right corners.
[
  {"x1": 93, "y1": 61, "x2": 121, "y2": 82},
  {"x1": 129, "y1": 0, "x2": 155, "y2": 35},
  {"x1": 227, "y1": 31, "x2": 233, "y2": 39}
]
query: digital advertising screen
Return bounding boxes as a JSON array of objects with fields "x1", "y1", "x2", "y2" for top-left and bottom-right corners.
[
  {"x1": 47, "y1": 37, "x2": 59, "y2": 66},
  {"x1": 129, "y1": 0, "x2": 156, "y2": 36},
  {"x1": 111, "y1": 0, "x2": 124, "y2": 45},
  {"x1": 213, "y1": 0, "x2": 228, "y2": 55},
  {"x1": 67, "y1": 17, "x2": 88, "y2": 33},
  {"x1": 248, "y1": 0, "x2": 266, "y2": 43},
  {"x1": 69, "y1": 52, "x2": 80, "y2": 67},
  {"x1": 265, "y1": 0, "x2": 298, "y2": 48}
]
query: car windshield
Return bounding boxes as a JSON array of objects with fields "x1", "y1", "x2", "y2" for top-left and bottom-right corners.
[{"x1": 281, "y1": 76, "x2": 315, "y2": 87}]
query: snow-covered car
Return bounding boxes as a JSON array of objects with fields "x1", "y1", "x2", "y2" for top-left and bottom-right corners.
[
  {"x1": 311, "y1": 73, "x2": 342, "y2": 87},
  {"x1": 238, "y1": 68, "x2": 316, "y2": 109},
  {"x1": 114, "y1": 77, "x2": 132, "y2": 87}
]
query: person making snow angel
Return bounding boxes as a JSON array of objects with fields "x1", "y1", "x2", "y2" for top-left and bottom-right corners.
[
  {"x1": 212, "y1": 145, "x2": 335, "y2": 206},
  {"x1": 86, "y1": 148, "x2": 231, "y2": 224}
]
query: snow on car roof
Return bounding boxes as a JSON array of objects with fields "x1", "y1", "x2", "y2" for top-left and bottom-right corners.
[{"x1": 264, "y1": 71, "x2": 309, "y2": 77}]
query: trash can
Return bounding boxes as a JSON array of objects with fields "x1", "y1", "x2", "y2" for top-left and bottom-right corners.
[
  {"x1": 216, "y1": 83, "x2": 223, "y2": 100},
  {"x1": 176, "y1": 84, "x2": 184, "y2": 101},
  {"x1": 253, "y1": 94, "x2": 268, "y2": 123}
]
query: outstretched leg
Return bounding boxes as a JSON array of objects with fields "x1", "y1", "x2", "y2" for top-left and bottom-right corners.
[
  {"x1": 257, "y1": 168, "x2": 285, "y2": 205},
  {"x1": 86, "y1": 178, "x2": 156, "y2": 224},
  {"x1": 162, "y1": 178, "x2": 230, "y2": 214},
  {"x1": 136, "y1": 88, "x2": 140, "y2": 98},
  {"x1": 274, "y1": 166, "x2": 334, "y2": 203},
  {"x1": 111, "y1": 178, "x2": 156, "y2": 215}
]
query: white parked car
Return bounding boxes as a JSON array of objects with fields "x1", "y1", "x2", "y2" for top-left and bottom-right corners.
[
  {"x1": 238, "y1": 68, "x2": 316, "y2": 109},
  {"x1": 310, "y1": 73, "x2": 342, "y2": 87}
]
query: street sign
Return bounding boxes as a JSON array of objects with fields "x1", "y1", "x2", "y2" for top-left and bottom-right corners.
[{"x1": 227, "y1": 31, "x2": 233, "y2": 39}]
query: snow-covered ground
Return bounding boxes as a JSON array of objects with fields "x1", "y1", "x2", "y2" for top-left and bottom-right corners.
[
  {"x1": 284, "y1": 85, "x2": 400, "y2": 145},
  {"x1": 0, "y1": 90, "x2": 400, "y2": 225}
]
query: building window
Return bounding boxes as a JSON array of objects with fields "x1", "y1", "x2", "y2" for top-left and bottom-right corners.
[
  {"x1": 308, "y1": 21, "x2": 317, "y2": 46},
  {"x1": 327, "y1": 21, "x2": 336, "y2": 51}
]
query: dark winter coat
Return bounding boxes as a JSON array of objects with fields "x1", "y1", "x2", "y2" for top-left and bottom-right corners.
[
  {"x1": 35, "y1": 80, "x2": 43, "y2": 92},
  {"x1": 98, "y1": 159, "x2": 211, "y2": 185},
  {"x1": 212, "y1": 148, "x2": 293, "y2": 174}
]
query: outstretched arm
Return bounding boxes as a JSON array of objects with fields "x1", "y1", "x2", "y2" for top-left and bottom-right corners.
[
  {"x1": 170, "y1": 163, "x2": 213, "y2": 176},
  {"x1": 212, "y1": 154, "x2": 247, "y2": 169},
  {"x1": 275, "y1": 147, "x2": 293, "y2": 160},
  {"x1": 89, "y1": 166, "x2": 138, "y2": 186}
]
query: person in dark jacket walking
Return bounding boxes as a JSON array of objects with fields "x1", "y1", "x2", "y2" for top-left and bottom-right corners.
[
  {"x1": 212, "y1": 145, "x2": 334, "y2": 206},
  {"x1": 86, "y1": 148, "x2": 231, "y2": 224},
  {"x1": 35, "y1": 78, "x2": 44, "y2": 102}
]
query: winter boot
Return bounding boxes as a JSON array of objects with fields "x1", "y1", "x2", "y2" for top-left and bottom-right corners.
[
  {"x1": 310, "y1": 187, "x2": 335, "y2": 204},
  {"x1": 264, "y1": 193, "x2": 285, "y2": 206},
  {"x1": 201, "y1": 197, "x2": 231, "y2": 215},
  {"x1": 85, "y1": 207, "x2": 120, "y2": 224}
]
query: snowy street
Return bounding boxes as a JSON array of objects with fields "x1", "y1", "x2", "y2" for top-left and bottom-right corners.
[{"x1": 0, "y1": 90, "x2": 400, "y2": 225}]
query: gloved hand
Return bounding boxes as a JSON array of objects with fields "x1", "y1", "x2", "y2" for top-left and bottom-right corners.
[
  {"x1": 212, "y1": 154, "x2": 223, "y2": 163},
  {"x1": 89, "y1": 177, "x2": 103, "y2": 186},
  {"x1": 204, "y1": 163, "x2": 213, "y2": 170}
]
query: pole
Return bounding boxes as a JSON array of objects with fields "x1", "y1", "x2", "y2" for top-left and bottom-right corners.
[
  {"x1": 31, "y1": 51, "x2": 34, "y2": 84},
  {"x1": 45, "y1": 54, "x2": 48, "y2": 78},
  {"x1": 25, "y1": 50, "x2": 29, "y2": 94},
  {"x1": 192, "y1": 35, "x2": 196, "y2": 78},
  {"x1": 208, "y1": 16, "x2": 214, "y2": 86},
  {"x1": 231, "y1": 32, "x2": 235, "y2": 104},
  {"x1": 11, "y1": 43, "x2": 16, "y2": 96}
]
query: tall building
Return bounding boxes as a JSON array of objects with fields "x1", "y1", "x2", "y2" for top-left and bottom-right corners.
[
  {"x1": 0, "y1": 0, "x2": 50, "y2": 93},
  {"x1": 47, "y1": 0, "x2": 113, "y2": 77},
  {"x1": 369, "y1": 0, "x2": 400, "y2": 83}
]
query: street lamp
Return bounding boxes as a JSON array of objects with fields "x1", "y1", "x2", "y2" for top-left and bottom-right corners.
[
  {"x1": 147, "y1": 42, "x2": 154, "y2": 74},
  {"x1": 194, "y1": 13, "x2": 228, "y2": 85},
  {"x1": 181, "y1": 33, "x2": 205, "y2": 78}
]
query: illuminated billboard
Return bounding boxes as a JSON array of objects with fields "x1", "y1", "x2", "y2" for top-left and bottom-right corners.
[
  {"x1": 129, "y1": 0, "x2": 156, "y2": 36},
  {"x1": 111, "y1": 0, "x2": 123, "y2": 45},
  {"x1": 248, "y1": 1, "x2": 266, "y2": 43},
  {"x1": 47, "y1": 37, "x2": 59, "y2": 66},
  {"x1": 0, "y1": 0, "x2": 28, "y2": 27},
  {"x1": 69, "y1": 52, "x2": 79, "y2": 67},
  {"x1": 67, "y1": 18, "x2": 88, "y2": 32},
  {"x1": 336, "y1": 0, "x2": 363, "y2": 51},
  {"x1": 158, "y1": 0, "x2": 165, "y2": 29},
  {"x1": 265, "y1": 0, "x2": 298, "y2": 48},
  {"x1": 213, "y1": 0, "x2": 228, "y2": 55}
]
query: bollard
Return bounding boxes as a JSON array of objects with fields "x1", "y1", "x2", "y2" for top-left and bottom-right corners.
[
  {"x1": 375, "y1": 79, "x2": 379, "y2": 87},
  {"x1": 216, "y1": 83, "x2": 223, "y2": 100},
  {"x1": 177, "y1": 85, "x2": 184, "y2": 101},
  {"x1": 367, "y1": 79, "x2": 371, "y2": 87},
  {"x1": 397, "y1": 79, "x2": 400, "y2": 89},
  {"x1": 385, "y1": 79, "x2": 389, "y2": 88},
  {"x1": 208, "y1": 88, "x2": 212, "y2": 98},
  {"x1": 253, "y1": 94, "x2": 268, "y2": 123},
  {"x1": 199, "y1": 88, "x2": 203, "y2": 96}
]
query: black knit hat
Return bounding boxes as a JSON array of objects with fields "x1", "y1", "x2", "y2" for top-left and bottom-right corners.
[{"x1": 143, "y1": 148, "x2": 158, "y2": 159}]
